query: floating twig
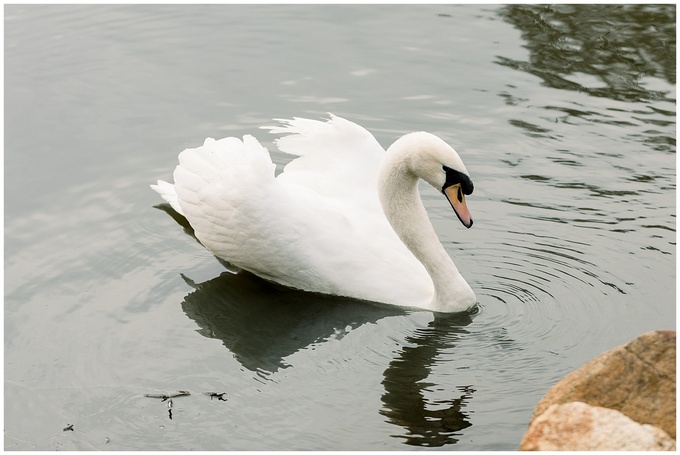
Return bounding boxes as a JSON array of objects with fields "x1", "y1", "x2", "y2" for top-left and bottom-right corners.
[
  {"x1": 144, "y1": 390, "x2": 191, "y2": 402},
  {"x1": 203, "y1": 392, "x2": 227, "y2": 401}
]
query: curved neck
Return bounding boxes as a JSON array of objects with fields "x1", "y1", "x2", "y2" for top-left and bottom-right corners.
[{"x1": 378, "y1": 144, "x2": 475, "y2": 312}]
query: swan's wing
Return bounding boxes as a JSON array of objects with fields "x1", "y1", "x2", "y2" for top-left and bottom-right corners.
[
  {"x1": 156, "y1": 134, "x2": 367, "y2": 290},
  {"x1": 164, "y1": 135, "x2": 283, "y2": 266},
  {"x1": 262, "y1": 114, "x2": 385, "y2": 201}
]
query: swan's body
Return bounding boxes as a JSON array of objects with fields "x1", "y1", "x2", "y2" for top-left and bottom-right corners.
[{"x1": 152, "y1": 115, "x2": 476, "y2": 312}]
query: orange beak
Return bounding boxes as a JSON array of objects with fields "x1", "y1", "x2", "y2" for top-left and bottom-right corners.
[{"x1": 444, "y1": 184, "x2": 473, "y2": 228}]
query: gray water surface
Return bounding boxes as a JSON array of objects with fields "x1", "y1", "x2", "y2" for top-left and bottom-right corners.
[{"x1": 5, "y1": 4, "x2": 675, "y2": 450}]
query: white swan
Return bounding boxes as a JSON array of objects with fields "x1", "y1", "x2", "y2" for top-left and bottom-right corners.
[{"x1": 152, "y1": 115, "x2": 476, "y2": 313}]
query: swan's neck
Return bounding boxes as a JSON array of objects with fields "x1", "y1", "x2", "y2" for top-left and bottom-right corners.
[{"x1": 378, "y1": 144, "x2": 476, "y2": 312}]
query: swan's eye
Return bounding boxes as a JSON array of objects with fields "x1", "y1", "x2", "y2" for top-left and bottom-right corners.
[{"x1": 442, "y1": 165, "x2": 474, "y2": 195}]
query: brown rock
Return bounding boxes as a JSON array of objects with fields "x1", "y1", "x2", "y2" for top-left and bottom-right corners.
[
  {"x1": 531, "y1": 330, "x2": 676, "y2": 438},
  {"x1": 520, "y1": 402, "x2": 676, "y2": 451}
]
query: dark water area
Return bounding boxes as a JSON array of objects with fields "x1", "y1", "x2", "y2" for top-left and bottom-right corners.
[
  {"x1": 5, "y1": 4, "x2": 675, "y2": 450},
  {"x1": 500, "y1": 4, "x2": 675, "y2": 103}
]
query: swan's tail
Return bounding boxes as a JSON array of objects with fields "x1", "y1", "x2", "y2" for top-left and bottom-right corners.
[{"x1": 151, "y1": 180, "x2": 184, "y2": 216}]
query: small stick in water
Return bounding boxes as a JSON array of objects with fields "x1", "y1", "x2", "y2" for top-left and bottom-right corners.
[{"x1": 203, "y1": 392, "x2": 227, "y2": 401}]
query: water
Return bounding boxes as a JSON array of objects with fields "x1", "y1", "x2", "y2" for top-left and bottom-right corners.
[{"x1": 4, "y1": 4, "x2": 675, "y2": 450}]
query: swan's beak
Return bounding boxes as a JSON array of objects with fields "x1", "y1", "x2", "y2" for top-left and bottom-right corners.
[{"x1": 444, "y1": 184, "x2": 473, "y2": 228}]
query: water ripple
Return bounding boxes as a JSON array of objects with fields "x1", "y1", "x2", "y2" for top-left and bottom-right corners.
[{"x1": 460, "y1": 221, "x2": 633, "y2": 367}]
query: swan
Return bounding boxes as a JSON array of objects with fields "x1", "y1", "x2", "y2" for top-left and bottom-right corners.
[{"x1": 151, "y1": 114, "x2": 476, "y2": 313}]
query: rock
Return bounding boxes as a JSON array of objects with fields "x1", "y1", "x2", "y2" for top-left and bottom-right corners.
[
  {"x1": 520, "y1": 402, "x2": 676, "y2": 451},
  {"x1": 531, "y1": 330, "x2": 676, "y2": 438}
]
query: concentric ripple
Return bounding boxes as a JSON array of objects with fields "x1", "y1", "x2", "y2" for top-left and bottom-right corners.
[{"x1": 457, "y1": 223, "x2": 633, "y2": 365}]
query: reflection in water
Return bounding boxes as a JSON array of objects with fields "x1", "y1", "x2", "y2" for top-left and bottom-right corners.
[
  {"x1": 498, "y1": 4, "x2": 675, "y2": 104},
  {"x1": 181, "y1": 271, "x2": 405, "y2": 376},
  {"x1": 381, "y1": 313, "x2": 475, "y2": 447}
]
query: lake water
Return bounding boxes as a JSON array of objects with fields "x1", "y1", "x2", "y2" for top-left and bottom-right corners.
[{"x1": 4, "y1": 4, "x2": 675, "y2": 451}]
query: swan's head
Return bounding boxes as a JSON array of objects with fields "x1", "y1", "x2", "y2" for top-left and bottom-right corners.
[{"x1": 395, "y1": 132, "x2": 475, "y2": 228}]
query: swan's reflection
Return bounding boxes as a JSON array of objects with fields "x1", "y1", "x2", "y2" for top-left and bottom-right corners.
[
  {"x1": 380, "y1": 313, "x2": 475, "y2": 447},
  {"x1": 182, "y1": 270, "x2": 476, "y2": 446},
  {"x1": 180, "y1": 270, "x2": 405, "y2": 375}
]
